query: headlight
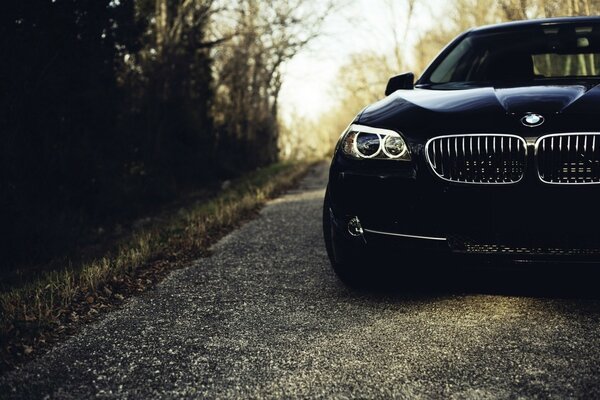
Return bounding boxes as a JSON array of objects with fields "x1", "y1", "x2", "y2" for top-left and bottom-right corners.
[{"x1": 340, "y1": 124, "x2": 411, "y2": 161}]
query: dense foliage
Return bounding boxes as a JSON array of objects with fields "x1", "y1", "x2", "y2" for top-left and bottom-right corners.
[{"x1": 0, "y1": 0, "x2": 328, "y2": 268}]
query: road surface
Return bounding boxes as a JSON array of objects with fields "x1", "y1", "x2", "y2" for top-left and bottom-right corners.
[{"x1": 2, "y1": 163, "x2": 600, "y2": 398}]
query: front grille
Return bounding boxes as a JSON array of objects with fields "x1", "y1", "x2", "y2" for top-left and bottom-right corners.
[
  {"x1": 536, "y1": 133, "x2": 600, "y2": 184},
  {"x1": 425, "y1": 134, "x2": 527, "y2": 184}
]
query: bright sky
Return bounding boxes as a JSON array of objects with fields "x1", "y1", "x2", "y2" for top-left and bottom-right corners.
[{"x1": 279, "y1": 0, "x2": 447, "y2": 122}]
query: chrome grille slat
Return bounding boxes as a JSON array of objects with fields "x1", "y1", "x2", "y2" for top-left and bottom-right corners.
[
  {"x1": 536, "y1": 133, "x2": 600, "y2": 184},
  {"x1": 425, "y1": 134, "x2": 527, "y2": 184}
]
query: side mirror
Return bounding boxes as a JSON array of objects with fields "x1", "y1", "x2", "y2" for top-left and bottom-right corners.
[{"x1": 385, "y1": 72, "x2": 414, "y2": 95}]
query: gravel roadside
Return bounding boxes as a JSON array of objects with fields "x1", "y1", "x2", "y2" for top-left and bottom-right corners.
[{"x1": 2, "y1": 163, "x2": 600, "y2": 399}]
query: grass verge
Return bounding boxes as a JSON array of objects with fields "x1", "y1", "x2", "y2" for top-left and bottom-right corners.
[{"x1": 0, "y1": 161, "x2": 314, "y2": 373}]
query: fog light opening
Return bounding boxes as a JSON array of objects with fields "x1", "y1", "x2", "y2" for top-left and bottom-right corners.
[{"x1": 347, "y1": 217, "x2": 364, "y2": 237}]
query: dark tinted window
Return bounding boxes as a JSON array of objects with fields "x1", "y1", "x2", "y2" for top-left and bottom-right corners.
[{"x1": 427, "y1": 24, "x2": 600, "y2": 85}]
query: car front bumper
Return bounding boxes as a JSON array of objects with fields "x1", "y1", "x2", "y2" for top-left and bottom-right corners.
[{"x1": 328, "y1": 154, "x2": 600, "y2": 263}]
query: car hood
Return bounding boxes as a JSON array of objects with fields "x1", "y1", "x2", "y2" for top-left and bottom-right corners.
[{"x1": 358, "y1": 83, "x2": 600, "y2": 137}]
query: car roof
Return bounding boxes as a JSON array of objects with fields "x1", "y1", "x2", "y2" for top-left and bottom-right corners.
[{"x1": 471, "y1": 16, "x2": 600, "y2": 34}]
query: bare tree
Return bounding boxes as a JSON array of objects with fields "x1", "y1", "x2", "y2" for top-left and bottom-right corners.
[
  {"x1": 213, "y1": 0, "x2": 337, "y2": 168},
  {"x1": 384, "y1": 0, "x2": 417, "y2": 72}
]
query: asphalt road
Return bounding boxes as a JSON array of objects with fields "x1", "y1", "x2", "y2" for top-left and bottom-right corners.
[{"x1": 3, "y1": 163, "x2": 600, "y2": 399}]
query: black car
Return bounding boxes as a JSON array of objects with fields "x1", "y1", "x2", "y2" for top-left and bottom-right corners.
[{"x1": 323, "y1": 16, "x2": 600, "y2": 284}]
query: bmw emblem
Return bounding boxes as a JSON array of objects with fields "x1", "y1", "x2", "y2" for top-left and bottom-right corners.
[{"x1": 521, "y1": 113, "x2": 544, "y2": 127}]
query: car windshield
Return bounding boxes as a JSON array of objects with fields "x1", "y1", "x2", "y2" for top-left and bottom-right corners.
[{"x1": 424, "y1": 23, "x2": 600, "y2": 86}]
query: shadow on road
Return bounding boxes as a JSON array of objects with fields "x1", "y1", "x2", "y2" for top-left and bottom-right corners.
[{"x1": 351, "y1": 259, "x2": 600, "y2": 300}]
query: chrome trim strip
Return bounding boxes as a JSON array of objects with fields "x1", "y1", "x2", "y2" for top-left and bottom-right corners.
[
  {"x1": 454, "y1": 137, "x2": 458, "y2": 158},
  {"x1": 363, "y1": 228, "x2": 447, "y2": 241},
  {"x1": 347, "y1": 123, "x2": 403, "y2": 137},
  {"x1": 534, "y1": 132, "x2": 600, "y2": 185},
  {"x1": 424, "y1": 134, "x2": 528, "y2": 185},
  {"x1": 431, "y1": 139, "x2": 437, "y2": 168}
]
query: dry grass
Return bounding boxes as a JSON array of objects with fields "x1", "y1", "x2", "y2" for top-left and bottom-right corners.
[{"x1": 0, "y1": 161, "x2": 314, "y2": 371}]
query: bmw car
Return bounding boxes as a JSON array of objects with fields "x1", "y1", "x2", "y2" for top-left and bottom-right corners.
[{"x1": 323, "y1": 16, "x2": 600, "y2": 284}]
